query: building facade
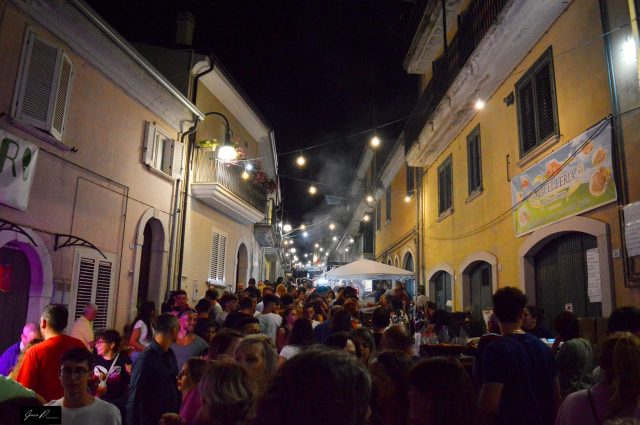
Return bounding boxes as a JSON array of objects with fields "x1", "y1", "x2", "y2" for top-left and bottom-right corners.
[
  {"x1": 403, "y1": 0, "x2": 640, "y2": 325},
  {"x1": 0, "y1": 0, "x2": 205, "y2": 350}
]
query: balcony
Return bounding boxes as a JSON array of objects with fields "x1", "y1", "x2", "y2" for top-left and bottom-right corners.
[
  {"x1": 404, "y1": 0, "x2": 571, "y2": 167},
  {"x1": 404, "y1": 0, "x2": 508, "y2": 152},
  {"x1": 254, "y1": 218, "x2": 279, "y2": 248},
  {"x1": 192, "y1": 150, "x2": 266, "y2": 225}
]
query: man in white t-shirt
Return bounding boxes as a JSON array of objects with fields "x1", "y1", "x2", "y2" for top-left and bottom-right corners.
[
  {"x1": 47, "y1": 347, "x2": 120, "y2": 425},
  {"x1": 70, "y1": 304, "x2": 98, "y2": 350},
  {"x1": 256, "y1": 294, "x2": 282, "y2": 343}
]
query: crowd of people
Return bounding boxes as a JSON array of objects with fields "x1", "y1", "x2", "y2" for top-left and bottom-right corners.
[{"x1": 0, "y1": 277, "x2": 639, "y2": 425}]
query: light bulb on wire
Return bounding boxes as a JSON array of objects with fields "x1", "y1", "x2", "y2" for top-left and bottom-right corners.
[
  {"x1": 363, "y1": 214, "x2": 370, "y2": 222},
  {"x1": 241, "y1": 171, "x2": 250, "y2": 180},
  {"x1": 404, "y1": 195, "x2": 411, "y2": 203},
  {"x1": 296, "y1": 155, "x2": 306, "y2": 166},
  {"x1": 245, "y1": 163, "x2": 253, "y2": 171},
  {"x1": 309, "y1": 185, "x2": 317, "y2": 195},
  {"x1": 366, "y1": 195, "x2": 374, "y2": 203},
  {"x1": 283, "y1": 224, "x2": 292, "y2": 233},
  {"x1": 474, "y1": 99, "x2": 485, "y2": 110},
  {"x1": 329, "y1": 223, "x2": 335, "y2": 230},
  {"x1": 370, "y1": 135, "x2": 381, "y2": 148}
]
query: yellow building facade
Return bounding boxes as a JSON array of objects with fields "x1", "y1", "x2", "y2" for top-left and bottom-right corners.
[{"x1": 404, "y1": 0, "x2": 640, "y2": 325}]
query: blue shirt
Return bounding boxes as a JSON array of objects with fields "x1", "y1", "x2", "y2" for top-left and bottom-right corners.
[
  {"x1": 483, "y1": 332, "x2": 557, "y2": 425},
  {"x1": 127, "y1": 341, "x2": 180, "y2": 425},
  {"x1": 0, "y1": 342, "x2": 21, "y2": 376}
]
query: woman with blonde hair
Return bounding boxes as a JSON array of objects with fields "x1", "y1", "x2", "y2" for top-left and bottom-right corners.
[
  {"x1": 234, "y1": 335, "x2": 278, "y2": 391},
  {"x1": 556, "y1": 332, "x2": 640, "y2": 424},
  {"x1": 196, "y1": 361, "x2": 258, "y2": 425}
]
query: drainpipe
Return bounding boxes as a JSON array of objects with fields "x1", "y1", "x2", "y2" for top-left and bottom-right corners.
[
  {"x1": 175, "y1": 56, "x2": 216, "y2": 290},
  {"x1": 599, "y1": 0, "x2": 634, "y2": 290}
]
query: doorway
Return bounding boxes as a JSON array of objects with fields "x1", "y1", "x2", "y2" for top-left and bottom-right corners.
[
  {"x1": 236, "y1": 243, "x2": 248, "y2": 290},
  {"x1": 467, "y1": 261, "x2": 493, "y2": 323},
  {"x1": 135, "y1": 217, "x2": 165, "y2": 310},
  {"x1": 429, "y1": 271, "x2": 452, "y2": 312},
  {"x1": 403, "y1": 252, "x2": 415, "y2": 297},
  {"x1": 534, "y1": 232, "x2": 601, "y2": 329},
  {"x1": 0, "y1": 243, "x2": 31, "y2": 353}
]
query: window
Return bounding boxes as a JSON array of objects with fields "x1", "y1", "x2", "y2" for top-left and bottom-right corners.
[
  {"x1": 375, "y1": 200, "x2": 381, "y2": 232},
  {"x1": 12, "y1": 30, "x2": 73, "y2": 142},
  {"x1": 467, "y1": 125, "x2": 482, "y2": 195},
  {"x1": 516, "y1": 48, "x2": 559, "y2": 156},
  {"x1": 71, "y1": 248, "x2": 115, "y2": 331},
  {"x1": 208, "y1": 228, "x2": 227, "y2": 285},
  {"x1": 437, "y1": 156, "x2": 453, "y2": 215},
  {"x1": 385, "y1": 188, "x2": 391, "y2": 222},
  {"x1": 143, "y1": 122, "x2": 184, "y2": 179},
  {"x1": 406, "y1": 166, "x2": 415, "y2": 195}
]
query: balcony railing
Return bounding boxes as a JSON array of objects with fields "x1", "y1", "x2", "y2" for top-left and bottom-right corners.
[
  {"x1": 404, "y1": 0, "x2": 508, "y2": 152},
  {"x1": 192, "y1": 149, "x2": 266, "y2": 213}
]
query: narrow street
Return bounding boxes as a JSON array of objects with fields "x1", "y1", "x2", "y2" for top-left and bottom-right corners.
[{"x1": 1, "y1": 1, "x2": 640, "y2": 424}]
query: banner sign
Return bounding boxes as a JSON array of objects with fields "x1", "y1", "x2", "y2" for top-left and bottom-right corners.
[
  {"x1": 512, "y1": 120, "x2": 616, "y2": 237},
  {"x1": 0, "y1": 129, "x2": 39, "y2": 211}
]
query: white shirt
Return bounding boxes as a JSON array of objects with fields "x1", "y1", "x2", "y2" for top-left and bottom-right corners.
[
  {"x1": 133, "y1": 320, "x2": 153, "y2": 348},
  {"x1": 257, "y1": 313, "x2": 282, "y2": 343},
  {"x1": 47, "y1": 397, "x2": 121, "y2": 425},
  {"x1": 70, "y1": 316, "x2": 93, "y2": 350},
  {"x1": 279, "y1": 345, "x2": 301, "y2": 360}
]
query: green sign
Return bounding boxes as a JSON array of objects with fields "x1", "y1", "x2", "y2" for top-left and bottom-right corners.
[{"x1": 512, "y1": 119, "x2": 616, "y2": 237}]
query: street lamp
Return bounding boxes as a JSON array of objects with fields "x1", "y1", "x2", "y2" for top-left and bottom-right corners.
[{"x1": 202, "y1": 112, "x2": 237, "y2": 162}]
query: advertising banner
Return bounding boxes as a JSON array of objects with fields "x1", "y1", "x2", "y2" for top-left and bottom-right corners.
[
  {"x1": 512, "y1": 120, "x2": 616, "y2": 237},
  {"x1": 0, "y1": 129, "x2": 39, "y2": 211}
]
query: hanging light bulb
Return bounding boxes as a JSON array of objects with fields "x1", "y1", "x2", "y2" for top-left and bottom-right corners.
[
  {"x1": 329, "y1": 223, "x2": 336, "y2": 230},
  {"x1": 345, "y1": 248, "x2": 349, "y2": 252},
  {"x1": 319, "y1": 247, "x2": 324, "y2": 252},
  {"x1": 245, "y1": 163, "x2": 253, "y2": 171},
  {"x1": 366, "y1": 195, "x2": 374, "y2": 203},
  {"x1": 363, "y1": 214, "x2": 370, "y2": 222},
  {"x1": 314, "y1": 243, "x2": 319, "y2": 248},
  {"x1": 332, "y1": 236, "x2": 337, "y2": 241},
  {"x1": 474, "y1": 99, "x2": 485, "y2": 110},
  {"x1": 309, "y1": 185, "x2": 317, "y2": 195},
  {"x1": 404, "y1": 195, "x2": 411, "y2": 203},
  {"x1": 300, "y1": 224, "x2": 306, "y2": 230},
  {"x1": 349, "y1": 237, "x2": 354, "y2": 243},
  {"x1": 241, "y1": 171, "x2": 250, "y2": 180},
  {"x1": 302, "y1": 231, "x2": 308, "y2": 238},
  {"x1": 296, "y1": 155, "x2": 306, "y2": 166},
  {"x1": 370, "y1": 135, "x2": 381, "y2": 147},
  {"x1": 283, "y1": 224, "x2": 292, "y2": 232}
]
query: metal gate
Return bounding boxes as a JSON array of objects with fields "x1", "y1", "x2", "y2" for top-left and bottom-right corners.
[
  {"x1": 534, "y1": 232, "x2": 601, "y2": 329},
  {"x1": 430, "y1": 271, "x2": 452, "y2": 312},
  {"x1": 469, "y1": 262, "x2": 492, "y2": 323}
]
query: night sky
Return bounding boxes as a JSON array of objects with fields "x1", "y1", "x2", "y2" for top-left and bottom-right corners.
[{"x1": 86, "y1": 0, "x2": 418, "y2": 249}]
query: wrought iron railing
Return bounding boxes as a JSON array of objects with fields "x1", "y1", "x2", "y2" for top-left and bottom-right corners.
[
  {"x1": 404, "y1": 0, "x2": 508, "y2": 152},
  {"x1": 192, "y1": 149, "x2": 266, "y2": 213}
]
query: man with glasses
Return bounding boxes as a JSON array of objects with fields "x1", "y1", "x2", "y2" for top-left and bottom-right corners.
[
  {"x1": 15, "y1": 304, "x2": 86, "y2": 401},
  {"x1": 46, "y1": 347, "x2": 120, "y2": 424}
]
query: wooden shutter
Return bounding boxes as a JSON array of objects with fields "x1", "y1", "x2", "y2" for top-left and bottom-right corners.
[
  {"x1": 467, "y1": 128, "x2": 482, "y2": 194},
  {"x1": 406, "y1": 166, "x2": 415, "y2": 195},
  {"x1": 13, "y1": 31, "x2": 72, "y2": 141},
  {"x1": 209, "y1": 230, "x2": 227, "y2": 284},
  {"x1": 534, "y1": 63, "x2": 556, "y2": 142},
  {"x1": 518, "y1": 80, "x2": 537, "y2": 154},
  {"x1": 50, "y1": 53, "x2": 73, "y2": 140},
  {"x1": 385, "y1": 189, "x2": 391, "y2": 222},
  {"x1": 72, "y1": 249, "x2": 115, "y2": 331},
  {"x1": 438, "y1": 157, "x2": 452, "y2": 213},
  {"x1": 171, "y1": 140, "x2": 184, "y2": 179},
  {"x1": 143, "y1": 122, "x2": 156, "y2": 165}
]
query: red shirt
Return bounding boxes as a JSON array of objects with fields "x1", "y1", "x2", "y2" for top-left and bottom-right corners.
[{"x1": 15, "y1": 334, "x2": 86, "y2": 401}]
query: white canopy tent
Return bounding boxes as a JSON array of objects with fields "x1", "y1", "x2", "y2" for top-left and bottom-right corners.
[{"x1": 325, "y1": 258, "x2": 414, "y2": 281}]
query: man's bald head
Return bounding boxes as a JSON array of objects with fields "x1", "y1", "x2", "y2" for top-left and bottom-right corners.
[
  {"x1": 83, "y1": 304, "x2": 98, "y2": 321},
  {"x1": 21, "y1": 322, "x2": 41, "y2": 347}
]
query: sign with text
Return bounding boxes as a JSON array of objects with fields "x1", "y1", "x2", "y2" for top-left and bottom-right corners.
[
  {"x1": 512, "y1": 120, "x2": 616, "y2": 237},
  {"x1": 0, "y1": 129, "x2": 39, "y2": 211}
]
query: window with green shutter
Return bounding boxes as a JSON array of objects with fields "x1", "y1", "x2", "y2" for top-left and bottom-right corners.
[
  {"x1": 467, "y1": 125, "x2": 482, "y2": 195},
  {"x1": 515, "y1": 47, "x2": 559, "y2": 156},
  {"x1": 438, "y1": 155, "x2": 453, "y2": 216}
]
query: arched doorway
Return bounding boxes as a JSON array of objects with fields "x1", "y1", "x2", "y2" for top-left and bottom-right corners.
[
  {"x1": 429, "y1": 271, "x2": 452, "y2": 312},
  {"x1": 235, "y1": 243, "x2": 248, "y2": 291},
  {"x1": 402, "y1": 252, "x2": 415, "y2": 297},
  {"x1": 534, "y1": 232, "x2": 601, "y2": 329},
  {"x1": 0, "y1": 243, "x2": 31, "y2": 352},
  {"x1": 465, "y1": 261, "x2": 493, "y2": 324},
  {"x1": 133, "y1": 215, "x2": 165, "y2": 314},
  {"x1": 0, "y1": 229, "x2": 51, "y2": 353}
]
